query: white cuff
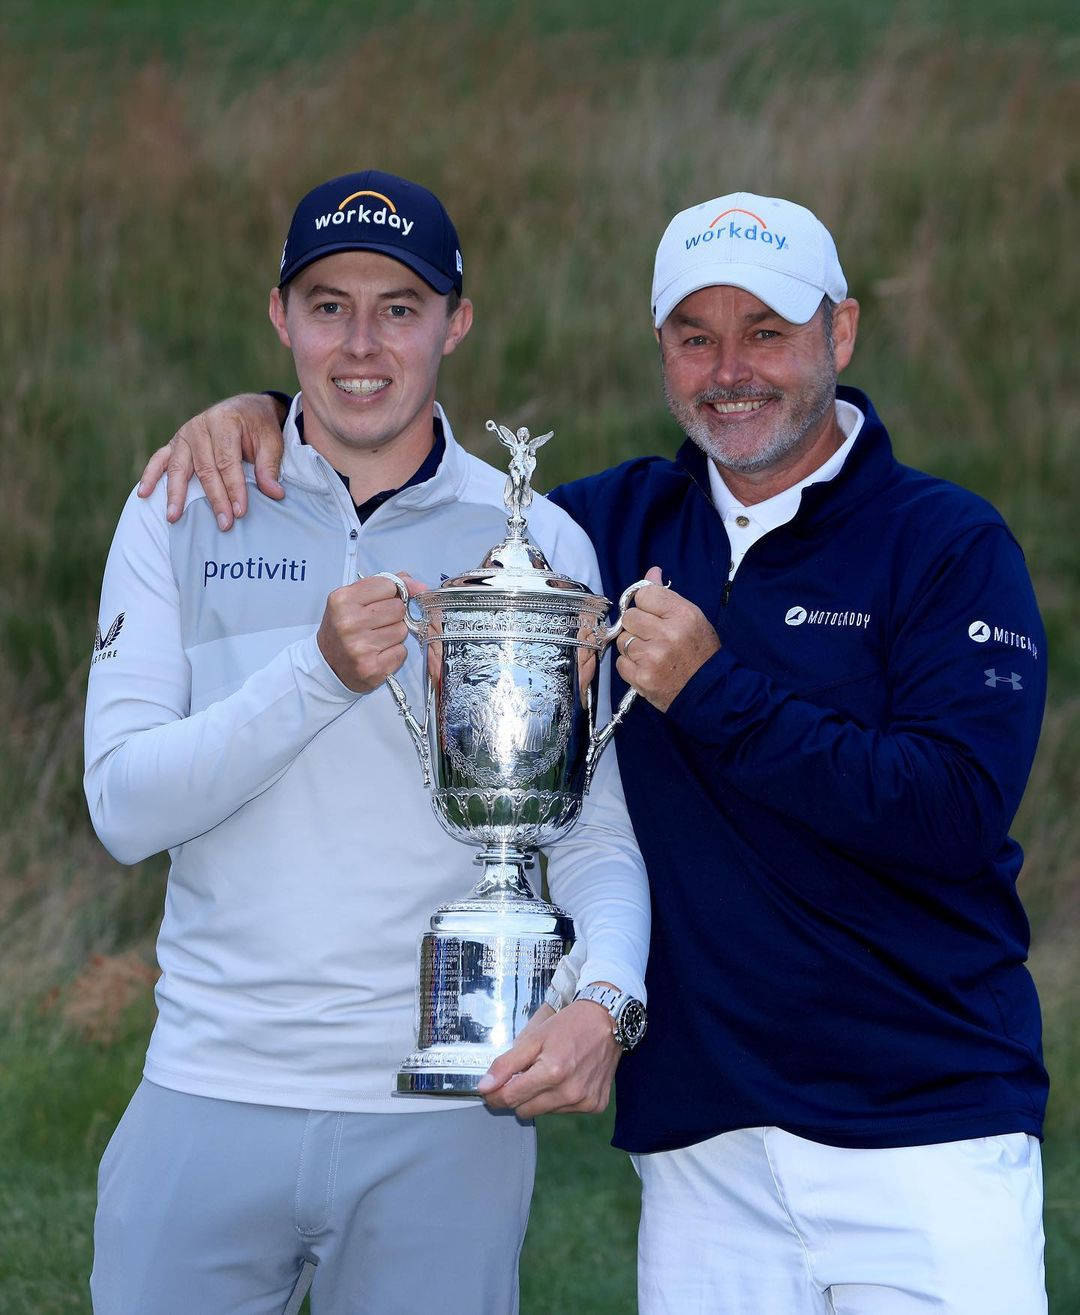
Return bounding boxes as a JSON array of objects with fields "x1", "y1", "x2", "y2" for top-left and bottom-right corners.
[{"x1": 543, "y1": 939, "x2": 587, "y2": 1011}]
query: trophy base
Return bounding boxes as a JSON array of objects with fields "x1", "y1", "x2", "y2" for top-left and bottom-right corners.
[
  {"x1": 396, "y1": 1046, "x2": 502, "y2": 1097},
  {"x1": 395, "y1": 874, "x2": 574, "y2": 1099}
]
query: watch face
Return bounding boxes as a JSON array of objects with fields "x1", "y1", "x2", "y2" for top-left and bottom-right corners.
[{"x1": 617, "y1": 998, "x2": 648, "y2": 1050}]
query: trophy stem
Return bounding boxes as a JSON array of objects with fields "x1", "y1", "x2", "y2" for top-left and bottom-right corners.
[{"x1": 471, "y1": 847, "x2": 537, "y2": 900}]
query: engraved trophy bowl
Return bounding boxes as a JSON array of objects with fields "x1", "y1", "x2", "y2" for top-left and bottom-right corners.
[{"x1": 385, "y1": 421, "x2": 647, "y2": 1096}]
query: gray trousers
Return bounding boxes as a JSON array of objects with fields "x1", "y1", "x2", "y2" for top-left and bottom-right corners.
[{"x1": 91, "y1": 1080, "x2": 535, "y2": 1315}]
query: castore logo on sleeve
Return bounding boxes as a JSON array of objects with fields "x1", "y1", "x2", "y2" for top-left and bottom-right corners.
[{"x1": 91, "y1": 612, "x2": 124, "y2": 665}]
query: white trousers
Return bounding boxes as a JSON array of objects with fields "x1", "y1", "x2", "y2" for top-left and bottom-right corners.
[{"x1": 635, "y1": 1126, "x2": 1046, "y2": 1315}]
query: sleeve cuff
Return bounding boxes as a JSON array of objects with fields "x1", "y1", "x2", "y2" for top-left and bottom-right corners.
[
  {"x1": 576, "y1": 959, "x2": 647, "y2": 1005},
  {"x1": 545, "y1": 944, "x2": 647, "y2": 1009},
  {"x1": 262, "y1": 390, "x2": 292, "y2": 426},
  {"x1": 663, "y1": 646, "x2": 738, "y2": 745},
  {"x1": 544, "y1": 943, "x2": 586, "y2": 1010},
  {"x1": 293, "y1": 631, "x2": 365, "y2": 702}
]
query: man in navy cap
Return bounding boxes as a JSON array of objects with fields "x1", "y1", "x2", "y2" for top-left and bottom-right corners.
[
  {"x1": 85, "y1": 171, "x2": 650, "y2": 1315},
  {"x1": 140, "y1": 188, "x2": 1049, "y2": 1313}
]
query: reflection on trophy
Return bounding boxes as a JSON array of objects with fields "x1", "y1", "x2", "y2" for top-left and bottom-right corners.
[{"x1": 386, "y1": 420, "x2": 646, "y2": 1096}]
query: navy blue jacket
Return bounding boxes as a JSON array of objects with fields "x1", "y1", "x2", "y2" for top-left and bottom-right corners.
[{"x1": 549, "y1": 387, "x2": 1049, "y2": 1154}]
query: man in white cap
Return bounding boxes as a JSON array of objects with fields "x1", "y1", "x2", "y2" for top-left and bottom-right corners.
[{"x1": 143, "y1": 190, "x2": 1049, "y2": 1314}]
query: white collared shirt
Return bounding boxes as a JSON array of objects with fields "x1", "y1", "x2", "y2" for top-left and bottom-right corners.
[{"x1": 708, "y1": 398, "x2": 864, "y2": 579}]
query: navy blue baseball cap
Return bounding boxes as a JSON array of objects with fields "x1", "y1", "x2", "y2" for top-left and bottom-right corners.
[{"x1": 278, "y1": 170, "x2": 464, "y2": 294}]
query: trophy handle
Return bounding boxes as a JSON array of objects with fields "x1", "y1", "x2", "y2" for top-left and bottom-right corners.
[
  {"x1": 372, "y1": 572, "x2": 432, "y2": 788},
  {"x1": 583, "y1": 578, "x2": 653, "y2": 793}
]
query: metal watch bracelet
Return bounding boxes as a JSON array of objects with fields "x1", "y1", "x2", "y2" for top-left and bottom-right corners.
[{"x1": 572, "y1": 983, "x2": 648, "y2": 1052}]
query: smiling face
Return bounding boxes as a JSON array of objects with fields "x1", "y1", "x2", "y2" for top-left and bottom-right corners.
[
  {"x1": 658, "y1": 285, "x2": 859, "y2": 500},
  {"x1": 269, "y1": 249, "x2": 472, "y2": 479}
]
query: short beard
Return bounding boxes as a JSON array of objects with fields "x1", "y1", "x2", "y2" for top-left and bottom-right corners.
[{"x1": 664, "y1": 357, "x2": 838, "y2": 475}]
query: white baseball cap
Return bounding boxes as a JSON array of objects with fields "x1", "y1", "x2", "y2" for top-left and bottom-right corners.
[{"x1": 651, "y1": 191, "x2": 847, "y2": 328}]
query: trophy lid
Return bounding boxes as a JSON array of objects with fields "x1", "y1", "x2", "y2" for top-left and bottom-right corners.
[{"x1": 418, "y1": 421, "x2": 609, "y2": 610}]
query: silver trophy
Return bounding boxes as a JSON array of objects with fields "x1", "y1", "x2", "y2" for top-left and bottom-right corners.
[{"x1": 386, "y1": 420, "x2": 646, "y2": 1095}]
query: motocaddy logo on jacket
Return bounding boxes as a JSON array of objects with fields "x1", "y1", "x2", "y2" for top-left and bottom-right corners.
[
  {"x1": 313, "y1": 188, "x2": 414, "y2": 237},
  {"x1": 785, "y1": 605, "x2": 871, "y2": 629},
  {"x1": 967, "y1": 619, "x2": 1039, "y2": 659},
  {"x1": 92, "y1": 612, "x2": 124, "y2": 665},
  {"x1": 684, "y1": 207, "x2": 788, "y2": 253}
]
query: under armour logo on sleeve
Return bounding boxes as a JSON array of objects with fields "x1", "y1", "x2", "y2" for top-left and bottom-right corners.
[{"x1": 984, "y1": 669, "x2": 1022, "y2": 690}]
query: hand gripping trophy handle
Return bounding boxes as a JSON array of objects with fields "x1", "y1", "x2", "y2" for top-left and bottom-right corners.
[
  {"x1": 368, "y1": 572, "x2": 432, "y2": 788},
  {"x1": 582, "y1": 578, "x2": 652, "y2": 794},
  {"x1": 378, "y1": 569, "x2": 652, "y2": 798}
]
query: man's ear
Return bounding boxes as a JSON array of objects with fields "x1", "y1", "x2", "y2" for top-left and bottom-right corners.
[
  {"x1": 269, "y1": 287, "x2": 292, "y2": 350},
  {"x1": 832, "y1": 298, "x2": 859, "y2": 374},
  {"x1": 441, "y1": 297, "x2": 474, "y2": 358},
  {"x1": 654, "y1": 321, "x2": 667, "y2": 361}
]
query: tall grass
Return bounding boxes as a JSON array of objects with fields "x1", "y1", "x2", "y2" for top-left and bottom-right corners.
[{"x1": 0, "y1": 4, "x2": 1076, "y2": 1310}]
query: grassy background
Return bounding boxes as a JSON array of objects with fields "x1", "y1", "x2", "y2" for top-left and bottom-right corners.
[{"x1": 0, "y1": 2, "x2": 1076, "y2": 1310}]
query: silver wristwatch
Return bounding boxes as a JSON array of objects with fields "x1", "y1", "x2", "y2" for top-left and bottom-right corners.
[{"x1": 573, "y1": 983, "x2": 648, "y2": 1052}]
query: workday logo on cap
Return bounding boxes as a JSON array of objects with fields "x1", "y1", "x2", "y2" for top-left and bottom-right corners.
[
  {"x1": 278, "y1": 169, "x2": 464, "y2": 295},
  {"x1": 651, "y1": 190, "x2": 847, "y2": 328},
  {"x1": 313, "y1": 186, "x2": 416, "y2": 238},
  {"x1": 684, "y1": 206, "x2": 789, "y2": 255}
]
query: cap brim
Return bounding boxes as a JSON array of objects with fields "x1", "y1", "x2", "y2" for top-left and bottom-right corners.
[
  {"x1": 653, "y1": 263, "x2": 825, "y2": 328},
  {"x1": 279, "y1": 241, "x2": 456, "y2": 294}
]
